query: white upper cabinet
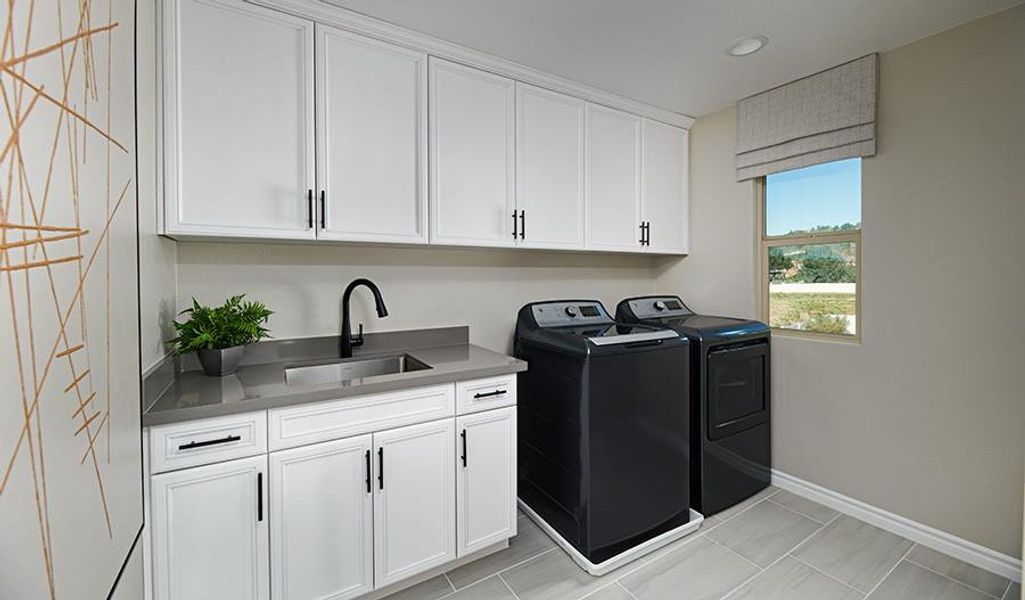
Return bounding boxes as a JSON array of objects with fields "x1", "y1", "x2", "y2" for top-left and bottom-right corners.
[
  {"x1": 164, "y1": 0, "x2": 315, "y2": 239},
  {"x1": 316, "y1": 26, "x2": 428, "y2": 244},
  {"x1": 373, "y1": 419, "x2": 457, "y2": 587},
  {"x1": 515, "y1": 84, "x2": 586, "y2": 249},
  {"x1": 456, "y1": 407, "x2": 517, "y2": 557},
  {"x1": 585, "y1": 104, "x2": 644, "y2": 251},
  {"x1": 642, "y1": 119, "x2": 690, "y2": 254},
  {"x1": 269, "y1": 435, "x2": 373, "y2": 600},
  {"x1": 429, "y1": 59, "x2": 517, "y2": 247}
]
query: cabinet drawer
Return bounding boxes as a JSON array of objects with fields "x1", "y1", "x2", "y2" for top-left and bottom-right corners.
[
  {"x1": 149, "y1": 411, "x2": 267, "y2": 474},
  {"x1": 268, "y1": 384, "x2": 455, "y2": 451},
  {"x1": 455, "y1": 376, "x2": 517, "y2": 415}
]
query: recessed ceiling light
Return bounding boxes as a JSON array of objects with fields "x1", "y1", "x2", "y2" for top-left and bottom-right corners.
[{"x1": 728, "y1": 35, "x2": 768, "y2": 57}]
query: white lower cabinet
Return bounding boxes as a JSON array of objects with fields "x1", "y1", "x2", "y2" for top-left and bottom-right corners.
[
  {"x1": 269, "y1": 435, "x2": 373, "y2": 600},
  {"x1": 151, "y1": 455, "x2": 269, "y2": 600},
  {"x1": 374, "y1": 419, "x2": 457, "y2": 587},
  {"x1": 456, "y1": 407, "x2": 518, "y2": 556},
  {"x1": 148, "y1": 383, "x2": 517, "y2": 600}
]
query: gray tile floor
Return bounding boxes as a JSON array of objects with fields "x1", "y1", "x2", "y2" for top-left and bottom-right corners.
[{"x1": 383, "y1": 487, "x2": 1019, "y2": 600}]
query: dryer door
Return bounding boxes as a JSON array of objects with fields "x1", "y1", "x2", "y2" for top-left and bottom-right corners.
[{"x1": 706, "y1": 341, "x2": 769, "y2": 441}]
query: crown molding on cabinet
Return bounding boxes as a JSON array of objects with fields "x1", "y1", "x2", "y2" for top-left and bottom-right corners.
[{"x1": 244, "y1": 0, "x2": 695, "y2": 129}]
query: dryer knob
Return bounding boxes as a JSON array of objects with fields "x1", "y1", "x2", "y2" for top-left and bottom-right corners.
[
  {"x1": 653, "y1": 300, "x2": 667, "y2": 311},
  {"x1": 565, "y1": 306, "x2": 579, "y2": 317}
]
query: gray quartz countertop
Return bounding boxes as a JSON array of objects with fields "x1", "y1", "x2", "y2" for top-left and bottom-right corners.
[{"x1": 143, "y1": 327, "x2": 526, "y2": 427}]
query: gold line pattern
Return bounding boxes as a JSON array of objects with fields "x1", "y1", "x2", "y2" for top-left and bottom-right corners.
[{"x1": 1, "y1": 1, "x2": 133, "y2": 598}]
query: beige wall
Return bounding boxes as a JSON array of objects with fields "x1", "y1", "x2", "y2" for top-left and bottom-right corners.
[
  {"x1": 138, "y1": 0, "x2": 178, "y2": 372},
  {"x1": 175, "y1": 243, "x2": 656, "y2": 354},
  {"x1": 657, "y1": 6, "x2": 1025, "y2": 557}
]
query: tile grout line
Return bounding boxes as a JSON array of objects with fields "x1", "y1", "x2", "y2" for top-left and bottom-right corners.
[
  {"x1": 903, "y1": 557, "x2": 1009, "y2": 599},
  {"x1": 764, "y1": 496, "x2": 835, "y2": 525},
  {"x1": 451, "y1": 546, "x2": 560, "y2": 592},
  {"x1": 442, "y1": 572, "x2": 456, "y2": 594},
  {"x1": 999, "y1": 580, "x2": 1012, "y2": 600},
  {"x1": 616, "y1": 580, "x2": 641, "y2": 600},
  {"x1": 497, "y1": 572, "x2": 522, "y2": 600},
  {"x1": 862, "y1": 544, "x2": 916, "y2": 598},
  {"x1": 609, "y1": 531, "x2": 710, "y2": 583},
  {"x1": 717, "y1": 512, "x2": 834, "y2": 600},
  {"x1": 788, "y1": 553, "x2": 866, "y2": 596},
  {"x1": 713, "y1": 488, "x2": 782, "y2": 526},
  {"x1": 705, "y1": 535, "x2": 767, "y2": 571},
  {"x1": 786, "y1": 512, "x2": 843, "y2": 557}
]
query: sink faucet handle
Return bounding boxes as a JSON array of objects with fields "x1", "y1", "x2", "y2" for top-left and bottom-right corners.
[{"x1": 352, "y1": 323, "x2": 365, "y2": 347}]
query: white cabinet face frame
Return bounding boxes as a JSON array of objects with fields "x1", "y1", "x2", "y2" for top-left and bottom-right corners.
[
  {"x1": 584, "y1": 103, "x2": 643, "y2": 252},
  {"x1": 269, "y1": 435, "x2": 374, "y2": 600},
  {"x1": 456, "y1": 407, "x2": 517, "y2": 556},
  {"x1": 315, "y1": 25, "x2": 428, "y2": 244},
  {"x1": 515, "y1": 83, "x2": 586, "y2": 250},
  {"x1": 641, "y1": 119, "x2": 690, "y2": 254},
  {"x1": 429, "y1": 58, "x2": 517, "y2": 248},
  {"x1": 151, "y1": 455, "x2": 269, "y2": 600},
  {"x1": 372, "y1": 419, "x2": 457, "y2": 587},
  {"x1": 162, "y1": 0, "x2": 316, "y2": 239}
]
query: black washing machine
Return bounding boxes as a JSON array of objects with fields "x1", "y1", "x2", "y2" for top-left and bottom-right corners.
[
  {"x1": 616, "y1": 295, "x2": 771, "y2": 516},
  {"x1": 515, "y1": 300, "x2": 698, "y2": 573}
]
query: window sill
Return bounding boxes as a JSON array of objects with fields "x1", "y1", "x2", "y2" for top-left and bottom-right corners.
[{"x1": 770, "y1": 328, "x2": 861, "y2": 345}]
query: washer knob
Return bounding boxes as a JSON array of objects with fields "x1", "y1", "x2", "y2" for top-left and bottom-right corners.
[
  {"x1": 653, "y1": 300, "x2": 667, "y2": 312},
  {"x1": 564, "y1": 306, "x2": 579, "y2": 317}
]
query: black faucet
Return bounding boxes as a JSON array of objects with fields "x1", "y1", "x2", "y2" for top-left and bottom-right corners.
[{"x1": 341, "y1": 278, "x2": 389, "y2": 358}]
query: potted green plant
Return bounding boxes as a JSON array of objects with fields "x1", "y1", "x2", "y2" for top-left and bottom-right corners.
[{"x1": 170, "y1": 295, "x2": 273, "y2": 377}]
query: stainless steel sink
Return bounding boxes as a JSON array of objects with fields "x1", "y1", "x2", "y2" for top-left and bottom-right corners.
[{"x1": 285, "y1": 354, "x2": 431, "y2": 387}]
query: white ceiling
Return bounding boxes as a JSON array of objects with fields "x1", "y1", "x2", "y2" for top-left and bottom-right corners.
[{"x1": 323, "y1": 0, "x2": 1020, "y2": 117}]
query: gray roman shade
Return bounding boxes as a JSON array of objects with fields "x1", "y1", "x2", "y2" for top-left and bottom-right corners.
[{"x1": 736, "y1": 54, "x2": 878, "y2": 181}]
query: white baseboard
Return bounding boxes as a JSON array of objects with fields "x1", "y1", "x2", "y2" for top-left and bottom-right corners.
[{"x1": 771, "y1": 469, "x2": 1022, "y2": 583}]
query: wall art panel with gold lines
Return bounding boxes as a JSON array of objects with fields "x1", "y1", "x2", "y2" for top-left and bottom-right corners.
[{"x1": 0, "y1": 0, "x2": 141, "y2": 598}]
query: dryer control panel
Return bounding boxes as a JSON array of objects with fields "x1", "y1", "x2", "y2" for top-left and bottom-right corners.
[
  {"x1": 530, "y1": 301, "x2": 612, "y2": 327},
  {"x1": 622, "y1": 296, "x2": 693, "y2": 320}
]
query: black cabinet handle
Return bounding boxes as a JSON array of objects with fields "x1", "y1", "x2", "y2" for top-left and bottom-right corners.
[
  {"x1": 364, "y1": 449, "x2": 371, "y2": 493},
  {"x1": 307, "y1": 190, "x2": 314, "y2": 229},
  {"x1": 645, "y1": 221, "x2": 651, "y2": 246},
  {"x1": 639, "y1": 221, "x2": 646, "y2": 244},
  {"x1": 520, "y1": 211, "x2": 525, "y2": 240},
  {"x1": 377, "y1": 447, "x2": 384, "y2": 490},
  {"x1": 512, "y1": 210, "x2": 518, "y2": 239},
  {"x1": 460, "y1": 429, "x2": 467, "y2": 467},
  {"x1": 473, "y1": 389, "x2": 507, "y2": 399},
  {"x1": 319, "y1": 190, "x2": 326, "y2": 229},
  {"x1": 257, "y1": 472, "x2": 263, "y2": 522},
  {"x1": 178, "y1": 435, "x2": 241, "y2": 451}
]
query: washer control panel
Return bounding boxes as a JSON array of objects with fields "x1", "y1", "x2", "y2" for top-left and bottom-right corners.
[
  {"x1": 531, "y1": 301, "x2": 612, "y2": 327},
  {"x1": 624, "y1": 296, "x2": 692, "y2": 319}
]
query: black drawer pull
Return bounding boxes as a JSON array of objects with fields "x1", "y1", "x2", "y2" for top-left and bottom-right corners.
[
  {"x1": 460, "y1": 429, "x2": 467, "y2": 467},
  {"x1": 512, "y1": 210, "x2": 518, "y2": 239},
  {"x1": 257, "y1": 472, "x2": 263, "y2": 522},
  {"x1": 178, "y1": 434, "x2": 241, "y2": 451},
  {"x1": 364, "y1": 449, "x2": 371, "y2": 493},
  {"x1": 520, "y1": 211, "x2": 525, "y2": 240},
  {"x1": 378, "y1": 447, "x2": 384, "y2": 490},
  {"x1": 473, "y1": 389, "x2": 507, "y2": 400}
]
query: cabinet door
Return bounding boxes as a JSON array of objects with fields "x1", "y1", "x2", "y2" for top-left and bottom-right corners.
[
  {"x1": 642, "y1": 119, "x2": 689, "y2": 254},
  {"x1": 456, "y1": 407, "x2": 517, "y2": 556},
  {"x1": 269, "y1": 435, "x2": 373, "y2": 600},
  {"x1": 373, "y1": 420, "x2": 457, "y2": 587},
  {"x1": 585, "y1": 103, "x2": 643, "y2": 251},
  {"x1": 516, "y1": 84, "x2": 585, "y2": 249},
  {"x1": 164, "y1": 0, "x2": 315, "y2": 239},
  {"x1": 429, "y1": 59, "x2": 516, "y2": 247},
  {"x1": 316, "y1": 27, "x2": 427, "y2": 244},
  {"x1": 151, "y1": 455, "x2": 269, "y2": 600}
]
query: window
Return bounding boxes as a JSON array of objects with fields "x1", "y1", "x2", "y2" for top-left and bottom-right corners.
[{"x1": 760, "y1": 158, "x2": 861, "y2": 338}]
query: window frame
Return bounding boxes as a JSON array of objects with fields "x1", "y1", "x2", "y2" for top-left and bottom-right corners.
[{"x1": 756, "y1": 175, "x2": 862, "y2": 342}]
